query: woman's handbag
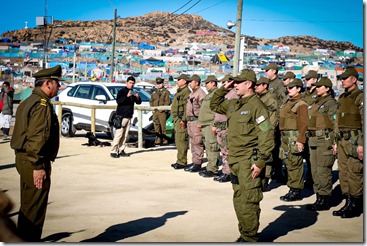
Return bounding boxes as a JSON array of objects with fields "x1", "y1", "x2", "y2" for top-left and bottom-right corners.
[{"x1": 113, "y1": 115, "x2": 123, "y2": 129}]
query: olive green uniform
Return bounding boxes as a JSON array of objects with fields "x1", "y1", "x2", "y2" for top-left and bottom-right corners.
[
  {"x1": 279, "y1": 94, "x2": 308, "y2": 191},
  {"x1": 335, "y1": 87, "x2": 363, "y2": 198},
  {"x1": 10, "y1": 87, "x2": 60, "y2": 241},
  {"x1": 308, "y1": 95, "x2": 337, "y2": 196},
  {"x1": 257, "y1": 91, "x2": 278, "y2": 180},
  {"x1": 198, "y1": 87, "x2": 220, "y2": 173},
  {"x1": 210, "y1": 87, "x2": 274, "y2": 242},
  {"x1": 149, "y1": 87, "x2": 171, "y2": 145},
  {"x1": 170, "y1": 86, "x2": 191, "y2": 165}
]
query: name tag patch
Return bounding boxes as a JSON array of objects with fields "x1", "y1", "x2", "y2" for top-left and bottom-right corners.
[
  {"x1": 241, "y1": 111, "x2": 249, "y2": 115},
  {"x1": 256, "y1": 115, "x2": 266, "y2": 124}
]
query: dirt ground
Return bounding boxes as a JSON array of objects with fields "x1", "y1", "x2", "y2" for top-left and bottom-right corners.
[{"x1": 0, "y1": 130, "x2": 364, "y2": 243}]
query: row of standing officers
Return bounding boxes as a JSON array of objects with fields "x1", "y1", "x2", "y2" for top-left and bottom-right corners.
[{"x1": 168, "y1": 64, "x2": 363, "y2": 242}]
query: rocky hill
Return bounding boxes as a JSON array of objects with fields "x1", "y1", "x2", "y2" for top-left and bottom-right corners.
[{"x1": 2, "y1": 12, "x2": 363, "y2": 54}]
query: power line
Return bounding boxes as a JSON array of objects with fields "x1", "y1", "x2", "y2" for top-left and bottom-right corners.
[
  {"x1": 179, "y1": 0, "x2": 202, "y2": 15},
  {"x1": 172, "y1": 0, "x2": 193, "y2": 14},
  {"x1": 194, "y1": 0, "x2": 227, "y2": 14}
]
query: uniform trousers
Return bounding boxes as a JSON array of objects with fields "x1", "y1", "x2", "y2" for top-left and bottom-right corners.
[
  {"x1": 187, "y1": 120, "x2": 203, "y2": 165},
  {"x1": 337, "y1": 138, "x2": 363, "y2": 197},
  {"x1": 230, "y1": 159, "x2": 263, "y2": 242},
  {"x1": 216, "y1": 127, "x2": 230, "y2": 175},
  {"x1": 201, "y1": 125, "x2": 220, "y2": 173},
  {"x1": 173, "y1": 120, "x2": 188, "y2": 165},
  {"x1": 110, "y1": 118, "x2": 131, "y2": 154},
  {"x1": 15, "y1": 153, "x2": 51, "y2": 242},
  {"x1": 152, "y1": 111, "x2": 167, "y2": 144},
  {"x1": 309, "y1": 136, "x2": 335, "y2": 196}
]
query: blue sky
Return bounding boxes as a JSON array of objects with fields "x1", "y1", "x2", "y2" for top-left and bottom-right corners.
[{"x1": 1, "y1": 0, "x2": 363, "y2": 47}]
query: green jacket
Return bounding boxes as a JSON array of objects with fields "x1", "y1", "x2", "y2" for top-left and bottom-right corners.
[
  {"x1": 210, "y1": 87, "x2": 274, "y2": 169},
  {"x1": 171, "y1": 86, "x2": 190, "y2": 123},
  {"x1": 257, "y1": 91, "x2": 279, "y2": 130},
  {"x1": 268, "y1": 77, "x2": 286, "y2": 109},
  {"x1": 198, "y1": 87, "x2": 218, "y2": 127},
  {"x1": 10, "y1": 87, "x2": 60, "y2": 170},
  {"x1": 0, "y1": 86, "x2": 14, "y2": 115},
  {"x1": 149, "y1": 87, "x2": 171, "y2": 110},
  {"x1": 303, "y1": 87, "x2": 318, "y2": 105}
]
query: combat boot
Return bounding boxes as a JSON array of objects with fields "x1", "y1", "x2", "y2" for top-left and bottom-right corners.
[
  {"x1": 333, "y1": 195, "x2": 352, "y2": 216},
  {"x1": 280, "y1": 188, "x2": 302, "y2": 202},
  {"x1": 341, "y1": 196, "x2": 363, "y2": 218},
  {"x1": 306, "y1": 193, "x2": 321, "y2": 210},
  {"x1": 314, "y1": 195, "x2": 331, "y2": 211}
]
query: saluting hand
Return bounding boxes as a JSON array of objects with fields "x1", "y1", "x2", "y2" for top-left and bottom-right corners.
[{"x1": 33, "y1": 169, "x2": 46, "y2": 189}]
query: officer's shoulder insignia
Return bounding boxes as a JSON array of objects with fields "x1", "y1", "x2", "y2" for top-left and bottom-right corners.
[
  {"x1": 256, "y1": 115, "x2": 266, "y2": 124},
  {"x1": 312, "y1": 95, "x2": 317, "y2": 99},
  {"x1": 320, "y1": 105, "x2": 325, "y2": 109},
  {"x1": 240, "y1": 110, "x2": 249, "y2": 115},
  {"x1": 40, "y1": 98, "x2": 47, "y2": 106}
]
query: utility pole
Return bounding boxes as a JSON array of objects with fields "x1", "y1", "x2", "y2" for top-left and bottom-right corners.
[
  {"x1": 110, "y1": 8, "x2": 117, "y2": 83},
  {"x1": 233, "y1": 0, "x2": 243, "y2": 76}
]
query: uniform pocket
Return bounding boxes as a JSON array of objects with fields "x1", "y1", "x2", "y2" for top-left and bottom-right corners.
[
  {"x1": 244, "y1": 187, "x2": 263, "y2": 203},
  {"x1": 237, "y1": 114, "x2": 254, "y2": 135}
]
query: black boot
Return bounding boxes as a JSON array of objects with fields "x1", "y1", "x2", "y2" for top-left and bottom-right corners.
[
  {"x1": 280, "y1": 188, "x2": 302, "y2": 202},
  {"x1": 262, "y1": 178, "x2": 270, "y2": 192},
  {"x1": 341, "y1": 196, "x2": 363, "y2": 218},
  {"x1": 313, "y1": 195, "x2": 331, "y2": 211},
  {"x1": 306, "y1": 193, "x2": 320, "y2": 210},
  {"x1": 333, "y1": 195, "x2": 352, "y2": 216}
]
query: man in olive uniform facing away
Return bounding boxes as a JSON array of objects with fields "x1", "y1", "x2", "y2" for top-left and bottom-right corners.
[
  {"x1": 264, "y1": 63, "x2": 286, "y2": 183},
  {"x1": 184, "y1": 74, "x2": 207, "y2": 173},
  {"x1": 10, "y1": 65, "x2": 61, "y2": 241},
  {"x1": 255, "y1": 76, "x2": 279, "y2": 192},
  {"x1": 149, "y1": 77, "x2": 171, "y2": 145},
  {"x1": 210, "y1": 69, "x2": 274, "y2": 242},
  {"x1": 171, "y1": 74, "x2": 191, "y2": 169},
  {"x1": 197, "y1": 75, "x2": 220, "y2": 178},
  {"x1": 332, "y1": 67, "x2": 363, "y2": 218}
]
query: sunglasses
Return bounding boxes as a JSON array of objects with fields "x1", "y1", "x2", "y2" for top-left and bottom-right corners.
[{"x1": 305, "y1": 78, "x2": 312, "y2": 81}]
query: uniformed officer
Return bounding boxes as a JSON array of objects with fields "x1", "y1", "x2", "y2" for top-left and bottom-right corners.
[
  {"x1": 255, "y1": 76, "x2": 279, "y2": 192},
  {"x1": 10, "y1": 65, "x2": 61, "y2": 241},
  {"x1": 332, "y1": 67, "x2": 363, "y2": 218},
  {"x1": 279, "y1": 78, "x2": 308, "y2": 202},
  {"x1": 149, "y1": 77, "x2": 171, "y2": 146},
  {"x1": 213, "y1": 74, "x2": 239, "y2": 183},
  {"x1": 305, "y1": 77, "x2": 337, "y2": 211},
  {"x1": 210, "y1": 69, "x2": 274, "y2": 242},
  {"x1": 197, "y1": 75, "x2": 220, "y2": 178},
  {"x1": 282, "y1": 71, "x2": 296, "y2": 87},
  {"x1": 264, "y1": 63, "x2": 286, "y2": 183},
  {"x1": 184, "y1": 74, "x2": 207, "y2": 173},
  {"x1": 170, "y1": 74, "x2": 191, "y2": 170}
]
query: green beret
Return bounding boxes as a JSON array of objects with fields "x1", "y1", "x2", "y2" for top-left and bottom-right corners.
[
  {"x1": 156, "y1": 77, "x2": 164, "y2": 83},
  {"x1": 287, "y1": 78, "x2": 303, "y2": 88},
  {"x1": 256, "y1": 76, "x2": 269, "y2": 85},
  {"x1": 187, "y1": 74, "x2": 201, "y2": 83},
  {"x1": 264, "y1": 63, "x2": 278, "y2": 71},
  {"x1": 33, "y1": 65, "x2": 62, "y2": 80},
  {"x1": 203, "y1": 75, "x2": 218, "y2": 83},
  {"x1": 340, "y1": 67, "x2": 359, "y2": 79},
  {"x1": 313, "y1": 77, "x2": 332, "y2": 87},
  {"x1": 232, "y1": 69, "x2": 257, "y2": 83}
]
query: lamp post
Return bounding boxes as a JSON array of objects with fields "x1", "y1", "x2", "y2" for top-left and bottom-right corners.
[{"x1": 227, "y1": 0, "x2": 243, "y2": 76}]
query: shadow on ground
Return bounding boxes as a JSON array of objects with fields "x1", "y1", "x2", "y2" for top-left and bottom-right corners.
[{"x1": 80, "y1": 211, "x2": 187, "y2": 242}]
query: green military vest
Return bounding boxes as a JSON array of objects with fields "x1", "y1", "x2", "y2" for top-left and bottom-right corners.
[
  {"x1": 337, "y1": 89, "x2": 363, "y2": 129},
  {"x1": 279, "y1": 98, "x2": 307, "y2": 130},
  {"x1": 308, "y1": 95, "x2": 336, "y2": 130}
]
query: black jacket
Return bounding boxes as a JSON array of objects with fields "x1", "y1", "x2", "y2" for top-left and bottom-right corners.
[{"x1": 116, "y1": 87, "x2": 142, "y2": 118}]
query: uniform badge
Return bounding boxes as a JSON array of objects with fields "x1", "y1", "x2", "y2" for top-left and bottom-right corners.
[
  {"x1": 308, "y1": 105, "x2": 312, "y2": 109},
  {"x1": 312, "y1": 95, "x2": 317, "y2": 99},
  {"x1": 240, "y1": 110, "x2": 249, "y2": 115},
  {"x1": 40, "y1": 98, "x2": 47, "y2": 107},
  {"x1": 256, "y1": 115, "x2": 266, "y2": 124}
]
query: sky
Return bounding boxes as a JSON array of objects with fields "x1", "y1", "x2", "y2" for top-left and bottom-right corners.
[{"x1": 1, "y1": 0, "x2": 364, "y2": 48}]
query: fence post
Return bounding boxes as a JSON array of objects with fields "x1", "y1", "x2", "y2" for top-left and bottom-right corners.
[{"x1": 91, "y1": 107, "x2": 96, "y2": 135}]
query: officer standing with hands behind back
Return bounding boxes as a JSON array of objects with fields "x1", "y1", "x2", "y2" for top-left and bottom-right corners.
[
  {"x1": 149, "y1": 77, "x2": 171, "y2": 146},
  {"x1": 10, "y1": 65, "x2": 61, "y2": 241}
]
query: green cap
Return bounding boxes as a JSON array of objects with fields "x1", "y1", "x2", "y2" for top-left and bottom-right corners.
[
  {"x1": 203, "y1": 75, "x2": 218, "y2": 83},
  {"x1": 340, "y1": 67, "x2": 359, "y2": 79},
  {"x1": 33, "y1": 65, "x2": 63, "y2": 80},
  {"x1": 219, "y1": 74, "x2": 233, "y2": 82},
  {"x1": 303, "y1": 70, "x2": 318, "y2": 79},
  {"x1": 156, "y1": 77, "x2": 164, "y2": 83},
  {"x1": 187, "y1": 74, "x2": 201, "y2": 83},
  {"x1": 256, "y1": 76, "x2": 269, "y2": 85},
  {"x1": 175, "y1": 74, "x2": 189, "y2": 81},
  {"x1": 232, "y1": 69, "x2": 257, "y2": 83},
  {"x1": 313, "y1": 77, "x2": 332, "y2": 88},
  {"x1": 264, "y1": 63, "x2": 278, "y2": 71},
  {"x1": 287, "y1": 78, "x2": 303, "y2": 88},
  {"x1": 283, "y1": 71, "x2": 296, "y2": 80}
]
